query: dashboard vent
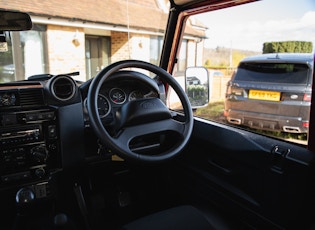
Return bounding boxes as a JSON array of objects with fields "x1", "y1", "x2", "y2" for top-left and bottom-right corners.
[
  {"x1": 19, "y1": 89, "x2": 44, "y2": 106},
  {"x1": 51, "y1": 76, "x2": 76, "y2": 101}
]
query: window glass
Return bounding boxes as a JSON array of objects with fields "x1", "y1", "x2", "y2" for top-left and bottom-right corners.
[
  {"x1": 150, "y1": 35, "x2": 163, "y2": 66},
  {"x1": 0, "y1": 32, "x2": 14, "y2": 83},
  {"x1": 235, "y1": 63, "x2": 310, "y2": 84},
  {"x1": 1, "y1": 1, "x2": 168, "y2": 82},
  {"x1": 177, "y1": 39, "x2": 187, "y2": 71},
  {"x1": 0, "y1": 24, "x2": 48, "y2": 82},
  {"x1": 85, "y1": 36, "x2": 111, "y2": 80},
  {"x1": 21, "y1": 24, "x2": 47, "y2": 79},
  {"x1": 171, "y1": 0, "x2": 314, "y2": 146}
]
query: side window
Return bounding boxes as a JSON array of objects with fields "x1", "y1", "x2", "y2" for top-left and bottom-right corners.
[{"x1": 171, "y1": 1, "x2": 314, "y2": 146}]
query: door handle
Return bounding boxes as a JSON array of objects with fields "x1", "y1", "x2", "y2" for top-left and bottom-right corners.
[{"x1": 270, "y1": 145, "x2": 290, "y2": 174}]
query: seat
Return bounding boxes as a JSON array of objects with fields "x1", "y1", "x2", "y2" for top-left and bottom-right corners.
[{"x1": 122, "y1": 205, "x2": 232, "y2": 230}]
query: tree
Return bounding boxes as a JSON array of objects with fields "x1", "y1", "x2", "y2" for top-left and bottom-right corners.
[
  {"x1": 262, "y1": 41, "x2": 313, "y2": 53},
  {"x1": 204, "y1": 59, "x2": 211, "y2": 68}
]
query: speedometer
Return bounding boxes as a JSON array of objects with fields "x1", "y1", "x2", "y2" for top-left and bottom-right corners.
[{"x1": 97, "y1": 94, "x2": 111, "y2": 118}]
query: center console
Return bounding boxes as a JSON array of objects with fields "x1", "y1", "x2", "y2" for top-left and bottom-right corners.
[
  {"x1": 0, "y1": 108, "x2": 61, "y2": 191},
  {"x1": 0, "y1": 79, "x2": 85, "y2": 229}
]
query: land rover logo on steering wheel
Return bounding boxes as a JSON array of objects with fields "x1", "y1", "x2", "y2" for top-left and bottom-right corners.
[{"x1": 140, "y1": 101, "x2": 155, "y2": 109}]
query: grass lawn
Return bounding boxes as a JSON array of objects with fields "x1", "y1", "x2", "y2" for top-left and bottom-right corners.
[{"x1": 194, "y1": 100, "x2": 226, "y2": 122}]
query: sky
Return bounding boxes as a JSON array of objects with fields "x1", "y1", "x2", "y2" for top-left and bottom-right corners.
[{"x1": 196, "y1": 0, "x2": 315, "y2": 52}]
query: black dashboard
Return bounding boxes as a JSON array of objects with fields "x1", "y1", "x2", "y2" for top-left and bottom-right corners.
[
  {"x1": 0, "y1": 85, "x2": 59, "y2": 175},
  {"x1": 0, "y1": 72, "x2": 162, "y2": 202}
]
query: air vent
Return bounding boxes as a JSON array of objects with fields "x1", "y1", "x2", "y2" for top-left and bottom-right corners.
[
  {"x1": 19, "y1": 89, "x2": 44, "y2": 106},
  {"x1": 51, "y1": 76, "x2": 76, "y2": 101}
]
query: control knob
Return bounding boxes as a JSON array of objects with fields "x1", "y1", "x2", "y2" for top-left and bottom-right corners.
[{"x1": 31, "y1": 145, "x2": 48, "y2": 163}]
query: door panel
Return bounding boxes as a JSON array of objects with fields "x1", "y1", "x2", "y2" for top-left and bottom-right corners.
[{"x1": 170, "y1": 118, "x2": 315, "y2": 229}]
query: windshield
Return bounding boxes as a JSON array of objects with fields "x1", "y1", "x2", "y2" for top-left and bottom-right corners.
[
  {"x1": 235, "y1": 63, "x2": 310, "y2": 84},
  {"x1": 0, "y1": 1, "x2": 169, "y2": 83}
]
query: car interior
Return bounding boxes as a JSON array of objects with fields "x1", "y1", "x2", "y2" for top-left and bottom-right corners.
[{"x1": 1, "y1": 0, "x2": 315, "y2": 230}]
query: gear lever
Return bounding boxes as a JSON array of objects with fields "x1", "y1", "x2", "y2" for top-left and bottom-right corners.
[
  {"x1": 16, "y1": 187, "x2": 35, "y2": 204},
  {"x1": 13, "y1": 187, "x2": 35, "y2": 229}
]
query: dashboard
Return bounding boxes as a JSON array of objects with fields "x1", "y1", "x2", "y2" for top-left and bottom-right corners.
[
  {"x1": 0, "y1": 72, "x2": 162, "y2": 198},
  {"x1": 0, "y1": 82, "x2": 63, "y2": 204}
]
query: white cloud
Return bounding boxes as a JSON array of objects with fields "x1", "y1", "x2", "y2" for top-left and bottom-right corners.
[
  {"x1": 203, "y1": 11, "x2": 315, "y2": 52},
  {"x1": 300, "y1": 11, "x2": 315, "y2": 27}
]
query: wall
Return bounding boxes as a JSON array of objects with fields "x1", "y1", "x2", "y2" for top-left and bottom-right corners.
[
  {"x1": 131, "y1": 34, "x2": 150, "y2": 61},
  {"x1": 210, "y1": 75, "x2": 231, "y2": 101},
  {"x1": 47, "y1": 25, "x2": 86, "y2": 81},
  {"x1": 111, "y1": 31, "x2": 131, "y2": 63}
]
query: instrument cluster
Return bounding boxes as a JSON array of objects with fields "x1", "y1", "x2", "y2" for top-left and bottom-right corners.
[{"x1": 84, "y1": 80, "x2": 159, "y2": 122}]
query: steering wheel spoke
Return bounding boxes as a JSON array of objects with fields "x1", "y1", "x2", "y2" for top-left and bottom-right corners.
[{"x1": 115, "y1": 118, "x2": 186, "y2": 141}]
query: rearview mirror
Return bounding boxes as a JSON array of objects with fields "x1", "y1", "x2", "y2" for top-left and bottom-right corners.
[
  {"x1": 185, "y1": 67, "x2": 209, "y2": 108},
  {"x1": 0, "y1": 10, "x2": 32, "y2": 31}
]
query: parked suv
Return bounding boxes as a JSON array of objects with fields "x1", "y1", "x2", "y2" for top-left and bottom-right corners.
[{"x1": 224, "y1": 53, "x2": 313, "y2": 133}]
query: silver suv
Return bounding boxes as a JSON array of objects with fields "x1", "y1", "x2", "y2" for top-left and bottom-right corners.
[{"x1": 224, "y1": 53, "x2": 313, "y2": 133}]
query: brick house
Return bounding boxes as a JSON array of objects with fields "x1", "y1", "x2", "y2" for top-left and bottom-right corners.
[{"x1": 0, "y1": 0, "x2": 206, "y2": 82}]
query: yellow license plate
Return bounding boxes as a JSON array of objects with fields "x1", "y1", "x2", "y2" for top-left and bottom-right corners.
[{"x1": 249, "y1": 90, "x2": 281, "y2": 101}]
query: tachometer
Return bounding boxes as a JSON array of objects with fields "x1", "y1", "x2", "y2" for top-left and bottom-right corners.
[
  {"x1": 109, "y1": 88, "x2": 126, "y2": 104},
  {"x1": 97, "y1": 94, "x2": 111, "y2": 118}
]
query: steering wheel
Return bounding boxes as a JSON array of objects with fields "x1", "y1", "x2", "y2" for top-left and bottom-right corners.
[{"x1": 87, "y1": 60, "x2": 193, "y2": 163}]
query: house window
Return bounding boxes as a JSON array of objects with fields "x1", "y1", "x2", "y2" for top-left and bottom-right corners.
[
  {"x1": 0, "y1": 32, "x2": 14, "y2": 83},
  {"x1": 20, "y1": 24, "x2": 48, "y2": 79},
  {"x1": 177, "y1": 39, "x2": 187, "y2": 72},
  {"x1": 85, "y1": 36, "x2": 111, "y2": 79},
  {"x1": 150, "y1": 35, "x2": 163, "y2": 66},
  {"x1": 0, "y1": 24, "x2": 48, "y2": 82}
]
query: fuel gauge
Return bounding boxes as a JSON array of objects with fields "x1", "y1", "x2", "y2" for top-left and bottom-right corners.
[{"x1": 128, "y1": 90, "x2": 144, "y2": 101}]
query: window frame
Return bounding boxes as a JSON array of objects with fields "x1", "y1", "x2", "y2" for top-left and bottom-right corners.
[{"x1": 161, "y1": 0, "x2": 315, "y2": 150}]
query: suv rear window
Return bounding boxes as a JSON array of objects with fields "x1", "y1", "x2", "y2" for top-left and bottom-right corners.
[{"x1": 235, "y1": 63, "x2": 310, "y2": 84}]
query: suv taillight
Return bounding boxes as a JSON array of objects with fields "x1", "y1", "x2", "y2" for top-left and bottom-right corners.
[
  {"x1": 303, "y1": 121, "x2": 309, "y2": 128},
  {"x1": 232, "y1": 88, "x2": 243, "y2": 96},
  {"x1": 226, "y1": 86, "x2": 232, "y2": 95},
  {"x1": 226, "y1": 81, "x2": 243, "y2": 97},
  {"x1": 303, "y1": 93, "x2": 311, "y2": 102}
]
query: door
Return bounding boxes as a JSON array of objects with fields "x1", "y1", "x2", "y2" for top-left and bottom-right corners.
[
  {"x1": 163, "y1": 0, "x2": 315, "y2": 229},
  {"x1": 170, "y1": 119, "x2": 315, "y2": 229}
]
